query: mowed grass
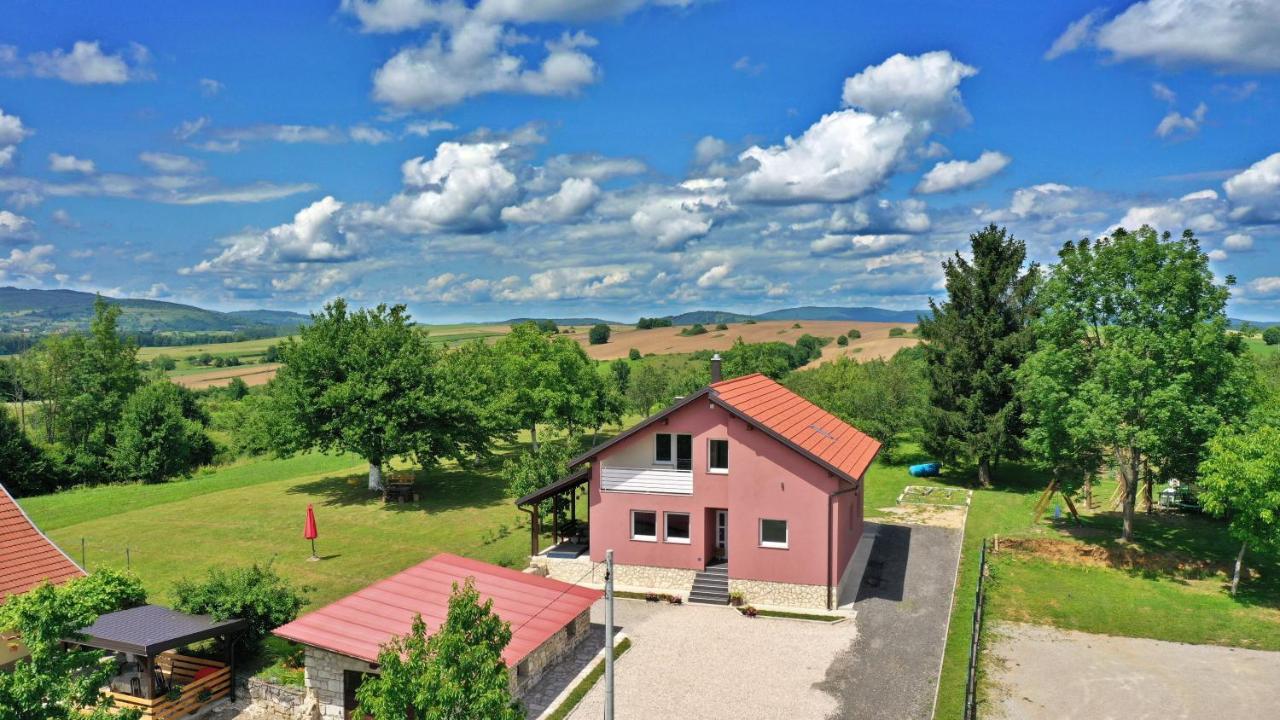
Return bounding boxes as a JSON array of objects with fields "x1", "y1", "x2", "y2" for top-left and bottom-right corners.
[
  {"x1": 1245, "y1": 337, "x2": 1279, "y2": 357},
  {"x1": 20, "y1": 448, "x2": 556, "y2": 608},
  {"x1": 919, "y1": 453, "x2": 1280, "y2": 719}
]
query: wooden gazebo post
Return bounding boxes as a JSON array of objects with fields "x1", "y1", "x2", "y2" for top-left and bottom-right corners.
[
  {"x1": 225, "y1": 634, "x2": 236, "y2": 701},
  {"x1": 144, "y1": 652, "x2": 156, "y2": 699}
]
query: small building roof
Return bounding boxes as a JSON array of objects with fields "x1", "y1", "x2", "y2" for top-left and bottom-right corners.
[
  {"x1": 569, "y1": 373, "x2": 882, "y2": 484},
  {"x1": 273, "y1": 553, "x2": 601, "y2": 665},
  {"x1": 0, "y1": 483, "x2": 84, "y2": 603},
  {"x1": 74, "y1": 604, "x2": 247, "y2": 657},
  {"x1": 514, "y1": 465, "x2": 590, "y2": 507}
]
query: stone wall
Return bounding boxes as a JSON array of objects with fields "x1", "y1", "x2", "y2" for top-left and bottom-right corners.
[
  {"x1": 533, "y1": 556, "x2": 696, "y2": 595},
  {"x1": 303, "y1": 646, "x2": 378, "y2": 720},
  {"x1": 247, "y1": 677, "x2": 317, "y2": 720},
  {"x1": 509, "y1": 608, "x2": 592, "y2": 697},
  {"x1": 730, "y1": 577, "x2": 829, "y2": 609}
]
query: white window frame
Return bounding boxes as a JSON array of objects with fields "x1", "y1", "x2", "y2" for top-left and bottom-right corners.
[
  {"x1": 653, "y1": 433, "x2": 673, "y2": 465},
  {"x1": 630, "y1": 510, "x2": 658, "y2": 542},
  {"x1": 664, "y1": 512, "x2": 691, "y2": 544},
  {"x1": 707, "y1": 438, "x2": 729, "y2": 474},
  {"x1": 759, "y1": 518, "x2": 789, "y2": 549}
]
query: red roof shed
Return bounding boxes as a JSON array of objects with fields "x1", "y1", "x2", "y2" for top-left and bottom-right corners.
[
  {"x1": 273, "y1": 553, "x2": 601, "y2": 665},
  {"x1": 0, "y1": 483, "x2": 84, "y2": 603}
]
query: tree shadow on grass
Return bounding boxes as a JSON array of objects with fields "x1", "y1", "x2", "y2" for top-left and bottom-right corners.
[
  {"x1": 286, "y1": 464, "x2": 510, "y2": 515},
  {"x1": 1046, "y1": 508, "x2": 1280, "y2": 610}
]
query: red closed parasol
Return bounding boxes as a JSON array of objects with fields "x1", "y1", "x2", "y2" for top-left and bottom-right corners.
[{"x1": 304, "y1": 504, "x2": 319, "y2": 561}]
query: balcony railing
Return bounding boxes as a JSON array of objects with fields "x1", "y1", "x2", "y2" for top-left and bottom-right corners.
[{"x1": 601, "y1": 466, "x2": 693, "y2": 495}]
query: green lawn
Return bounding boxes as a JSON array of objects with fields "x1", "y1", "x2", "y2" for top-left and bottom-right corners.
[
  {"x1": 1245, "y1": 337, "x2": 1279, "y2": 357},
  {"x1": 910, "y1": 452, "x2": 1280, "y2": 719}
]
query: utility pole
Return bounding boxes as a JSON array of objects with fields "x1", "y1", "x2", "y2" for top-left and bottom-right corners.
[{"x1": 604, "y1": 548, "x2": 615, "y2": 720}]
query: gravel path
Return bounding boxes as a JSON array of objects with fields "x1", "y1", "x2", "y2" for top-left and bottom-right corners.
[
  {"x1": 566, "y1": 599, "x2": 853, "y2": 719},
  {"x1": 987, "y1": 622, "x2": 1280, "y2": 720},
  {"x1": 816, "y1": 521, "x2": 965, "y2": 720}
]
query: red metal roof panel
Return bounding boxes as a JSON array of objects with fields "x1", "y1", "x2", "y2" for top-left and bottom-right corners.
[
  {"x1": 711, "y1": 373, "x2": 882, "y2": 481},
  {"x1": 273, "y1": 553, "x2": 601, "y2": 665}
]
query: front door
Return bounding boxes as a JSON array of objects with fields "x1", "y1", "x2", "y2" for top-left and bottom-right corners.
[{"x1": 714, "y1": 510, "x2": 728, "y2": 561}]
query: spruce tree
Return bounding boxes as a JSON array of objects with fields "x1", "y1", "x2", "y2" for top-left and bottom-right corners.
[{"x1": 918, "y1": 224, "x2": 1039, "y2": 486}]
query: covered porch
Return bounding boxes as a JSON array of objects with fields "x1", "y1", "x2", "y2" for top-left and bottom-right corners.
[
  {"x1": 515, "y1": 466, "x2": 591, "y2": 559},
  {"x1": 70, "y1": 604, "x2": 247, "y2": 720}
]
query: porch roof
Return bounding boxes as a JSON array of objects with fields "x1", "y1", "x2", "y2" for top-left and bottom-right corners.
[
  {"x1": 73, "y1": 604, "x2": 246, "y2": 657},
  {"x1": 514, "y1": 465, "x2": 590, "y2": 507}
]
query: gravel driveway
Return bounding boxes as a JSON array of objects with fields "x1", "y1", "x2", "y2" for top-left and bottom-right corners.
[
  {"x1": 987, "y1": 622, "x2": 1280, "y2": 720},
  {"x1": 566, "y1": 599, "x2": 853, "y2": 719},
  {"x1": 817, "y1": 521, "x2": 965, "y2": 720}
]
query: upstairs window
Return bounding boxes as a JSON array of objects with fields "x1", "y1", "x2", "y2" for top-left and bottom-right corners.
[
  {"x1": 654, "y1": 433, "x2": 672, "y2": 463},
  {"x1": 675, "y1": 434, "x2": 692, "y2": 470},
  {"x1": 631, "y1": 510, "x2": 657, "y2": 541},
  {"x1": 708, "y1": 439, "x2": 729, "y2": 473}
]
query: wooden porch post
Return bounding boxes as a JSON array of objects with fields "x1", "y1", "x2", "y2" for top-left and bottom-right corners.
[
  {"x1": 145, "y1": 653, "x2": 155, "y2": 699},
  {"x1": 226, "y1": 635, "x2": 236, "y2": 701},
  {"x1": 553, "y1": 494, "x2": 561, "y2": 544}
]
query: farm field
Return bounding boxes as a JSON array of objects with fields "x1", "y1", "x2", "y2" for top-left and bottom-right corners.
[
  {"x1": 171, "y1": 363, "x2": 282, "y2": 389},
  {"x1": 572, "y1": 320, "x2": 918, "y2": 361},
  {"x1": 1246, "y1": 337, "x2": 1278, "y2": 357}
]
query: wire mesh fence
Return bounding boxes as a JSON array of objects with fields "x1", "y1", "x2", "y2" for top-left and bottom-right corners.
[{"x1": 964, "y1": 538, "x2": 990, "y2": 720}]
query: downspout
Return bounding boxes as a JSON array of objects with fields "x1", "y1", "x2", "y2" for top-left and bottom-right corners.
[{"x1": 827, "y1": 483, "x2": 860, "y2": 611}]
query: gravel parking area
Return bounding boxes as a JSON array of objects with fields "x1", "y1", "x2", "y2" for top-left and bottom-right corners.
[
  {"x1": 987, "y1": 622, "x2": 1280, "y2": 720},
  {"x1": 817, "y1": 521, "x2": 965, "y2": 720},
  {"x1": 565, "y1": 599, "x2": 853, "y2": 719}
]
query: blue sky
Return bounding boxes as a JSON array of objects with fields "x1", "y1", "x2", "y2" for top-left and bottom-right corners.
[{"x1": 1, "y1": 0, "x2": 1278, "y2": 321}]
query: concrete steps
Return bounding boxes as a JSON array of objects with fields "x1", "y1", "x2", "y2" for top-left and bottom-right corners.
[{"x1": 687, "y1": 563, "x2": 730, "y2": 605}]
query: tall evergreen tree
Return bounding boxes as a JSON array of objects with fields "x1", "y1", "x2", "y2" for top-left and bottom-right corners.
[{"x1": 918, "y1": 224, "x2": 1040, "y2": 486}]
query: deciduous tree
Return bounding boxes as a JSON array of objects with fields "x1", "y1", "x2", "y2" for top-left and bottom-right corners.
[
  {"x1": 356, "y1": 579, "x2": 522, "y2": 720},
  {"x1": 1198, "y1": 424, "x2": 1280, "y2": 595},
  {"x1": 110, "y1": 381, "x2": 214, "y2": 484},
  {"x1": 1020, "y1": 227, "x2": 1254, "y2": 541}
]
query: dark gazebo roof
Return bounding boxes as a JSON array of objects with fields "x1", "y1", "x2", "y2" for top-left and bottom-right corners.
[{"x1": 73, "y1": 604, "x2": 247, "y2": 657}]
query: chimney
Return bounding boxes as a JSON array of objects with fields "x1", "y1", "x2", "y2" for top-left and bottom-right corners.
[{"x1": 710, "y1": 353, "x2": 722, "y2": 383}]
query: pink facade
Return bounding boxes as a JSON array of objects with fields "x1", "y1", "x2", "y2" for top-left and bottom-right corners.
[{"x1": 587, "y1": 397, "x2": 865, "y2": 589}]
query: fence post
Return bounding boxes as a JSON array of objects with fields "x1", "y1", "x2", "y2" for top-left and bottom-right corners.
[
  {"x1": 81, "y1": 537, "x2": 86, "y2": 569},
  {"x1": 126, "y1": 546, "x2": 131, "y2": 570}
]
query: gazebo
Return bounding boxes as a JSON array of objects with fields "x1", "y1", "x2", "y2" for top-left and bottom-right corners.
[
  {"x1": 69, "y1": 604, "x2": 247, "y2": 718},
  {"x1": 515, "y1": 466, "x2": 591, "y2": 558}
]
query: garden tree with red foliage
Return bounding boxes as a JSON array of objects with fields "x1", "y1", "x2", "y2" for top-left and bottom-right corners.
[
  {"x1": 268, "y1": 299, "x2": 504, "y2": 491},
  {"x1": 356, "y1": 579, "x2": 523, "y2": 720},
  {"x1": 1020, "y1": 227, "x2": 1255, "y2": 543},
  {"x1": 918, "y1": 224, "x2": 1040, "y2": 487}
]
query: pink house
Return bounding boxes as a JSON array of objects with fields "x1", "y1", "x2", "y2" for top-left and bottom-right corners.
[{"x1": 519, "y1": 359, "x2": 881, "y2": 609}]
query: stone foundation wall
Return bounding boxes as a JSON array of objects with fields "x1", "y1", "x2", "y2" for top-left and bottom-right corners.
[
  {"x1": 304, "y1": 646, "x2": 377, "y2": 720},
  {"x1": 248, "y1": 677, "x2": 317, "y2": 720},
  {"x1": 509, "y1": 608, "x2": 592, "y2": 696},
  {"x1": 730, "y1": 577, "x2": 830, "y2": 609},
  {"x1": 532, "y1": 556, "x2": 696, "y2": 594}
]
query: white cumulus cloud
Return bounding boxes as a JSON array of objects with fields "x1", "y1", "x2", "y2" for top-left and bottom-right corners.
[
  {"x1": 841, "y1": 50, "x2": 978, "y2": 130},
  {"x1": 24, "y1": 41, "x2": 151, "y2": 84},
  {"x1": 139, "y1": 152, "x2": 203, "y2": 174},
  {"x1": 1224, "y1": 152, "x2": 1280, "y2": 222},
  {"x1": 1155, "y1": 102, "x2": 1207, "y2": 139},
  {"x1": 501, "y1": 177, "x2": 601, "y2": 223},
  {"x1": 185, "y1": 196, "x2": 357, "y2": 274},
  {"x1": 915, "y1": 151, "x2": 1010, "y2": 194},
  {"x1": 48, "y1": 153, "x2": 96, "y2": 174},
  {"x1": 364, "y1": 141, "x2": 520, "y2": 232}
]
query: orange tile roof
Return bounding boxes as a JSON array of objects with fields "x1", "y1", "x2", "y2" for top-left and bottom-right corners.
[
  {"x1": 711, "y1": 373, "x2": 882, "y2": 481},
  {"x1": 0, "y1": 484, "x2": 84, "y2": 603},
  {"x1": 274, "y1": 553, "x2": 600, "y2": 665}
]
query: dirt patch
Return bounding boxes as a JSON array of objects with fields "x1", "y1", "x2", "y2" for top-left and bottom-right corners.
[
  {"x1": 877, "y1": 503, "x2": 968, "y2": 529},
  {"x1": 995, "y1": 537, "x2": 1229, "y2": 579},
  {"x1": 576, "y1": 320, "x2": 917, "y2": 361},
  {"x1": 172, "y1": 364, "x2": 281, "y2": 390},
  {"x1": 985, "y1": 621, "x2": 1280, "y2": 720}
]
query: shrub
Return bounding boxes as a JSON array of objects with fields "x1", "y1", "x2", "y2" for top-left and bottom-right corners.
[
  {"x1": 0, "y1": 410, "x2": 65, "y2": 496},
  {"x1": 743, "y1": 319, "x2": 757, "y2": 324},
  {"x1": 111, "y1": 381, "x2": 215, "y2": 483},
  {"x1": 792, "y1": 322, "x2": 802, "y2": 329},
  {"x1": 680, "y1": 324, "x2": 708, "y2": 336},
  {"x1": 152, "y1": 354, "x2": 177, "y2": 371},
  {"x1": 628, "y1": 348, "x2": 641, "y2": 361},
  {"x1": 715, "y1": 323, "x2": 729, "y2": 331},
  {"x1": 837, "y1": 335, "x2": 849, "y2": 346},
  {"x1": 847, "y1": 328, "x2": 861, "y2": 339},
  {"x1": 1265, "y1": 326, "x2": 1280, "y2": 346},
  {"x1": 888, "y1": 327, "x2": 907, "y2": 337},
  {"x1": 636, "y1": 317, "x2": 673, "y2": 330},
  {"x1": 588, "y1": 323, "x2": 611, "y2": 345},
  {"x1": 262, "y1": 344, "x2": 281, "y2": 363},
  {"x1": 225, "y1": 377, "x2": 249, "y2": 400},
  {"x1": 535, "y1": 319, "x2": 558, "y2": 334},
  {"x1": 173, "y1": 563, "x2": 309, "y2": 655},
  {"x1": 69, "y1": 569, "x2": 149, "y2": 615}
]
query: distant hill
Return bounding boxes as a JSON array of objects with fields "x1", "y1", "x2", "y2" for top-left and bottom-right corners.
[
  {"x1": 656, "y1": 306, "x2": 927, "y2": 326},
  {"x1": 0, "y1": 287, "x2": 309, "y2": 336},
  {"x1": 1231, "y1": 318, "x2": 1280, "y2": 330},
  {"x1": 665, "y1": 310, "x2": 758, "y2": 325},
  {"x1": 504, "y1": 317, "x2": 622, "y2": 326}
]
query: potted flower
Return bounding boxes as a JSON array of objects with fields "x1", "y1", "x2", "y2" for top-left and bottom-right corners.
[
  {"x1": 728, "y1": 590, "x2": 745, "y2": 607},
  {"x1": 645, "y1": 592, "x2": 660, "y2": 603},
  {"x1": 739, "y1": 605, "x2": 759, "y2": 618},
  {"x1": 666, "y1": 594, "x2": 683, "y2": 605}
]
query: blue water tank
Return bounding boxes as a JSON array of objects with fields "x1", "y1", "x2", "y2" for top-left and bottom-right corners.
[{"x1": 908, "y1": 462, "x2": 942, "y2": 477}]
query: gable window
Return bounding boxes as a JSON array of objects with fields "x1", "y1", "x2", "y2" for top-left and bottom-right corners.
[
  {"x1": 631, "y1": 510, "x2": 657, "y2": 541},
  {"x1": 708, "y1": 439, "x2": 729, "y2": 473},
  {"x1": 655, "y1": 433, "x2": 693, "y2": 470},
  {"x1": 664, "y1": 512, "x2": 691, "y2": 543},
  {"x1": 654, "y1": 433, "x2": 672, "y2": 463},
  {"x1": 759, "y1": 518, "x2": 789, "y2": 549}
]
